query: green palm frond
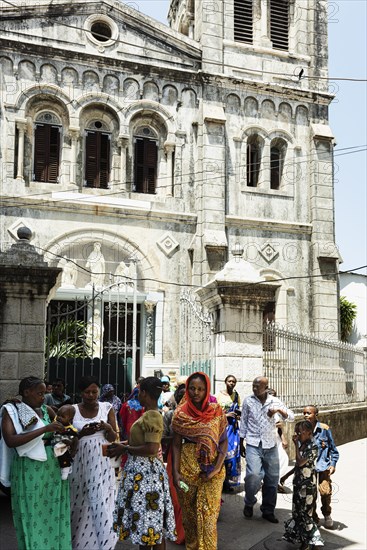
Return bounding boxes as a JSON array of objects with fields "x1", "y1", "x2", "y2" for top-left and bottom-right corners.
[
  {"x1": 340, "y1": 296, "x2": 357, "y2": 342},
  {"x1": 46, "y1": 319, "x2": 91, "y2": 358}
]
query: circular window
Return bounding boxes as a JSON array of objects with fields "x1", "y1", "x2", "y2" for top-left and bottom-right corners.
[
  {"x1": 91, "y1": 21, "x2": 112, "y2": 42},
  {"x1": 85, "y1": 15, "x2": 118, "y2": 49}
]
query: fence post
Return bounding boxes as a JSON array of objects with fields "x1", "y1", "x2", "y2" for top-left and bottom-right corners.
[{"x1": 0, "y1": 227, "x2": 61, "y2": 403}]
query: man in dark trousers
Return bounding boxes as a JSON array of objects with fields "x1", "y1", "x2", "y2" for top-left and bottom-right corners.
[{"x1": 240, "y1": 376, "x2": 294, "y2": 523}]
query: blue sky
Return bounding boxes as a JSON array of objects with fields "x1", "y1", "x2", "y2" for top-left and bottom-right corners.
[{"x1": 131, "y1": 0, "x2": 367, "y2": 273}]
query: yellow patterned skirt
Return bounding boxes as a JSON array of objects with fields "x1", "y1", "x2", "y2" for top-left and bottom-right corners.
[{"x1": 177, "y1": 443, "x2": 225, "y2": 550}]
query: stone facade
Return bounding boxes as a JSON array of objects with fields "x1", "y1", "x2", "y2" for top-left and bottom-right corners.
[{"x1": 0, "y1": 0, "x2": 339, "y2": 388}]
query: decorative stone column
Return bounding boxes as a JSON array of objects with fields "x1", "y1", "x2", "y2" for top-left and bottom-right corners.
[
  {"x1": 118, "y1": 135, "x2": 129, "y2": 189},
  {"x1": 16, "y1": 118, "x2": 27, "y2": 181},
  {"x1": 0, "y1": 227, "x2": 62, "y2": 403},
  {"x1": 164, "y1": 141, "x2": 175, "y2": 197},
  {"x1": 144, "y1": 301, "x2": 157, "y2": 356},
  {"x1": 69, "y1": 127, "x2": 79, "y2": 185},
  {"x1": 196, "y1": 248, "x2": 280, "y2": 396}
]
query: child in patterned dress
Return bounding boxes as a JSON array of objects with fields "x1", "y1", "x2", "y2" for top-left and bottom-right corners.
[{"x1": 283, "y1": 420, "x2": 324, "y2": 550}]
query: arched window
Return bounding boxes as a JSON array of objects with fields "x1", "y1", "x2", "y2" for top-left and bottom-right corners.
[
  {"x1": 85, "y1": 120, "x2": 111, "y2": 189},
  {"x1": 133, "y1": 126, "x2": 158, "y2": 194},
  {"x1": 270, "y1": 138, "x2": 287, "y2": 190},
  {"x1": 270, "y1": 0, "x2": 289, "y2": 51},
  {"x1": 33, "y1": 112, "x2": 61, "y2": 183},
  {"x1": 247, "y1": 134, "x2": 262, "y2": 187}
]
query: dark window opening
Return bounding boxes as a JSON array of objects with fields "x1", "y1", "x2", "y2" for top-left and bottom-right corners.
[
  {"x1": 134, "y1": 137, "x2": 158, "y2": 194},
  {"x1": 247, "y1": 139, "x2": 261, "y2": 187},
  {"x1": 91, "y1": 22, "x2": 112, "y2": 42},
  {"x1": 270, "y1": 0, "x2": 289, "y2": 51},
  {"x1": 14, "y1": 127, "x2": 19, "y2": 179},
  {"x1": 270, "y1": 147, "x2": 281, "y2": 189},
  {"x1": 85, "y1": 131, "x2": 110, "y2": 188},
  {"x1": 234, "y1": 0, "x2": 253, "y2": 44},
  {"x1": 33, "y1": 124, "x2": 60, "y2": 183}
]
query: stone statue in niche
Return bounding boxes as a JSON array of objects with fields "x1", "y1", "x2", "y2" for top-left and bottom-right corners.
[
  {"x1": 58, "y1": 257, "x2": 77, "y2": 288},
  {"x1": 85, "y1": 242, "x2": 105, "y2": 288},
  {"x1": 114, "y1": 258, "x2": 137, "y2": 288},
  {"x1": 115, "y1": 260, "x2": 130, "y2": 281},
  {"x1": 85, "y1": 308, "x2": 104, "y2": 359}
]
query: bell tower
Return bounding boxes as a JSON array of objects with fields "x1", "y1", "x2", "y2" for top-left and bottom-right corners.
[
  {"x1": 168, "y1": 0, "x2": 338, "y2": 339},
  {"x1": 168, "y1": 0, "x2": 329, "y2": 89}
]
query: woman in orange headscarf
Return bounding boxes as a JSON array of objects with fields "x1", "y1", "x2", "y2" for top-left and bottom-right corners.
[{"x1": 172, "y1": 372, "x2": 228, "y2": 550}]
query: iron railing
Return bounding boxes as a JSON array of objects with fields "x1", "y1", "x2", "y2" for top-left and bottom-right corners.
[
  {"x1": 263, "y1": 323, "x2": 366, "y2": 409},
  {"x1": 45, "y1": 277, "x2": 139, "y2": 401},
  {"x1": 180, "y1": 289, "x2": 214, "y2": 382}
]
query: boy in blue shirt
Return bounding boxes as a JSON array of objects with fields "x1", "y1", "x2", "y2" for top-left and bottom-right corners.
[{"x1": 303, "y1": 405, "x2": 339, "y2": 529}]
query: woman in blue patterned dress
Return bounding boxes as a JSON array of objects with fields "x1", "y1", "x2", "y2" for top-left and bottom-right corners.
[{"x1": 216, "y1": 375, "x2": 241, "y2": 491}]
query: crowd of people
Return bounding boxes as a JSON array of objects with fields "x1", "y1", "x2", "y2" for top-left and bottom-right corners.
[{"x1": 0, "y1": 372, "x2": 339, "y2": 550}]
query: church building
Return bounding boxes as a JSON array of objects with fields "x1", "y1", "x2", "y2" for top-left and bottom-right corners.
[{"x1": 0, "y1": 0, "x2": 339, "y2": 395}]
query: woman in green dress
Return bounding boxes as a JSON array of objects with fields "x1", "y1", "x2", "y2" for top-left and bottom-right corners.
[{"x1": 0, "y1": 376, "x2": 72, "y2": 550}]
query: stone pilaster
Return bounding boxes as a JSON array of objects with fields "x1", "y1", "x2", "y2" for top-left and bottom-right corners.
[
  {"x1": 310, "y1": 125, "x2": 339, "y2": 339},
  {"x1": 144, "y1": 301, "x2": 157, "y2": 356}
]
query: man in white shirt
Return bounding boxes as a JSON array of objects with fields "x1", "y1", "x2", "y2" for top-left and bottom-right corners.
[{"x1": 240, "y1": 376, "x2": 294, "y2": 523}]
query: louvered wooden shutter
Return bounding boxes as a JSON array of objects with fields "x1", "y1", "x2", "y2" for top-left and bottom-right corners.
[
  {"x1": 34, "y1": 124, "x2": 47, "y2": 182},
  {"x1": 34, "y1": 124, "x2": 60, "y2": 183},
  {"x1": 85, "y1": 131, "x2": 98, "y2": 187},
  {"x1": 146, "y1": 139, "x2": 157, "y2": 194},
  {"x1": 85, "y1": 131, "x2": 110, "y2": 188},
  {"x1": 99, "y1": 133, "x2": 110, "y2": 189},
  {"x1": 234, "y1": 0, "x2": 253, "y2": 44},
  {"x1": 134, "y1": 138, "x2": 145, "y2": 192},
  {"x1": 270, "y1": 0, "x2": 289, "y2": 51},
  {"x1": 48, "y1": 126, "x2": 60, "y2": 183},
  {"x1": 134, "y1": 137, "x2": 157, "y2": 194}
]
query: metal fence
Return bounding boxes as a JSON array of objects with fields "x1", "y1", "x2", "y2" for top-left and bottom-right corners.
[
  {"x1": 45, "y1": 278, "x2": 139, "y2": 402},
  {"x1": 180, "y1": 289, "x2": 213, "y2": 382},
  {"x1": 263, "y1": 323, "x2": 366, "y2": 409}
]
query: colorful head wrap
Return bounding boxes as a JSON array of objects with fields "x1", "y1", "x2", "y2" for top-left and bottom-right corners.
[
  {"x1": 172, "y1": 372, "x2": 227, "y2": 472},
  {"x1": 99, "y1": 384, "x2": 121, "y2": 415}
]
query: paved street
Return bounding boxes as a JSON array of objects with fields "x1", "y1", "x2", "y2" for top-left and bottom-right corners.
[{"x1": 1, "y1": 439, "x2": 366, "y2": 550}]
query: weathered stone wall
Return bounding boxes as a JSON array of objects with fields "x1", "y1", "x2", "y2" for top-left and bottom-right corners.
[{"x1": 0, "y1": 236, "x2": 61, "y2": 404}]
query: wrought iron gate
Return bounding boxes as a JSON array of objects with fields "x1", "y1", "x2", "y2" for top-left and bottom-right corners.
[
  {"x1": 179, "y1": 289, "x2": 214, "y2": 382},
  {"x1": 45, "y1": 279, "x2": 139, "y2": 401}
]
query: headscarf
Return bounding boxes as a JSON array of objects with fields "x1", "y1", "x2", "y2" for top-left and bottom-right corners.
[
  {"x1": 99, "y1": 384, "x2": 121, "y2": 415},
  {"x1": 126, "y1": 386, "x2": 143, "y2": 412},
  {"x1": 172, "y1": 372, "x2": 227, "y2": 472}
]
